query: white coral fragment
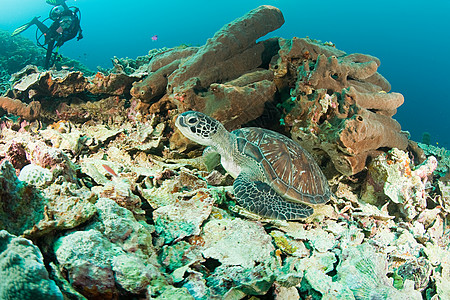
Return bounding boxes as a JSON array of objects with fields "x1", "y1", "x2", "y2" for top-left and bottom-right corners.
[{"x1": 18, "y1": 163, "x2": 52, "y2": 186}]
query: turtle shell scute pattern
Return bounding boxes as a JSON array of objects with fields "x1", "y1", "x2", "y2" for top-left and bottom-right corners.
[{"x1": 233, "y1": 127, "x2": 331, "y2": 205}]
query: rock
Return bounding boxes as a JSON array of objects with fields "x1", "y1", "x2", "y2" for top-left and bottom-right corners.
[
  {"x1": 24, "y1": 139, "x2": 79, "y2": 183},
  {"x1": 24, "y1": 182, "x2": 97, "y2": 238},
  {"x1": 0, "y1": 230, "x2": 63, "y2": 299},
  {"x1": 154, "y1": 191, "x2": 215, "y2": 244},
  {"x1": 201, "y1": 218, "x2": 275, "y2": 268},
  {"x1": 0, "y1": 160, "x2": 45, "y2": 235},
  {"x1": 92, "y1": 198, "x2": 158, "y2": 263},
  {"x1": 10, "y1": 69, "x2": 137, "y2": 101},
  {"x1": 397, "y1": 257, "x2": 432, "y2": 291},
  {"x1": 270, "y1": 230, "x2": 310, "y2": 257},
  {"x1": 112, "y1": 254, "x2": 159, "y2": 294},
  {"x1": 54, "y1": 229, "x2": 120, "y2": 299},
  {"x1": 2, "y1": 140, "x2": 29, "y2": 173},
  {"x1": 335, "y1": 243, "x2": 422, "y2": 299},
  {"x1": 279, "y1": 222, "x2": 337, "y2": 252},
  {"x1": 362, "y1": 148, "x2": 434, "y2": 220},
  {"x1": 54, "y1": 199, "x2": 165, "y2": 298},
  {"x1": 40, "y1": 121, "x2": 86, "y2": 154},
  {"x1": 87, "y1": 72, "x2": 139, "y2": 96},
  {"x1": 200, "y1": 218, "x2": 278, "y2": 297}
]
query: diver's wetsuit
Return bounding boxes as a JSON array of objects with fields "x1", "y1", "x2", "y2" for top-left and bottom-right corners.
[
  {"x1": 12, "y1": 1, "x2": 83, "y2": 69},
  {"x1": 36, "y1": 7, "x2": 83, "y2": 68}
]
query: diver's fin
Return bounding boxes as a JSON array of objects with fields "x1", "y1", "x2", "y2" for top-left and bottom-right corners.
[
  {"x1": 11, "y1": 23, "x2": 31, "y2": 37},
  {"x1": 11, "y1": 17, "x2": 40, "y2": 37},
  {"x1": 46, "y1": 0, "x2": 65, "y2": 5}
]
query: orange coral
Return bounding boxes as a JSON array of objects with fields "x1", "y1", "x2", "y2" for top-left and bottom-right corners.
[
  {"x1": 302, "y1": 50, "x2": 310, "y2": 60},
  {"x1": 46, "y1": 75, "x2": 53, "y2": 88},
  {"x1": 188, "y1": 235, "x2": 205, "y2": 246},
  {"x1": 95, "y1": 72, "x2": 104, "y2": 80}
]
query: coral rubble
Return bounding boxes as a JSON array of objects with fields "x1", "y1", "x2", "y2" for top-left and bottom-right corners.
[{"x1": 0, "y1": 5, "x2": 449, "y2": 300}]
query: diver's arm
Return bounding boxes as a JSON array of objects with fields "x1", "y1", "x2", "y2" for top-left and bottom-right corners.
[
  {"x1": 77, "y1": 28, "x2": 83, "y2": 41},
  {"x1": 61, "y1": 3, "x2": 70, "y2": 11},
  {"x1": 59, "y1": 0, "x2": 70, "y2": 12},
  {"x1": 75, "y1": 14, "x2": 83, "y2": 41}
]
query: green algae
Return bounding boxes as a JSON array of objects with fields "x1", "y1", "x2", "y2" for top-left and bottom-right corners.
[{"x1": 270, "y1": 231, "x2": 298, "y2": 255}]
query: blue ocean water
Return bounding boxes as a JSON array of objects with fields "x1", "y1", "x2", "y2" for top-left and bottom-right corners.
[{"x1": 0, "y1": 0, "x2": 449, "y2": 146}]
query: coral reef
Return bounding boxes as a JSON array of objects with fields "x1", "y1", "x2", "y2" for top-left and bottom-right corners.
[
  {"x1": 0, "y1": 129, "x2": 96, "y2": 238},
  {"x1": 3, "y1": 7, "x2": 408, "y2": 177},
  {"x1": 417, "y1": 142, "x2": 450, "y2": 179},
  {"x1": 0, "y1": 5, "x2": 448, "y2": 300},
  {"x1": 0, "y1": 29, "x2": 45, "y2": 74},
  {"x1": 0, "y1": 28, "x2": 93, "y2": 96},
  {"x1": 0, "y1": 70, "x2": 10, "y2": 95}
]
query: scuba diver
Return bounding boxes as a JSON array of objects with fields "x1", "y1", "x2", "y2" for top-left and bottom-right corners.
[{"x1": 11, "y1": 0, "x2": 83, "y2": 69}]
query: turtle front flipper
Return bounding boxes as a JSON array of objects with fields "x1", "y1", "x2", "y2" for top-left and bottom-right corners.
[
  {"x1": 233, "y1": 173, "x2": 313, "y2": 220},
  {"x1": 202, "y1": 147, "x2": 221, "y2": 171}
]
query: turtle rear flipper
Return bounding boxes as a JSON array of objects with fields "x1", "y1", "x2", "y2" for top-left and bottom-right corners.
[{"x1": 233, "y1": 173, "x2": 313, "y2": 220}]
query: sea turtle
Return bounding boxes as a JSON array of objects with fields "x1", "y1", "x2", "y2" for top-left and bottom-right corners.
[{"x1": 175, "y1": 111, "x2": 332, "y2": 220}]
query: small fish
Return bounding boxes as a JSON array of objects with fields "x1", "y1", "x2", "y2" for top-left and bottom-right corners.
[
  {"x1": 61, "y1": 65, "x2": 74, "y2": 70},
  {"x1": 151, "y1": 35, "x2": 158, "y2": 41},
  {"x1": 102, "y1": 164, "x2": 118, "y2": 177}
]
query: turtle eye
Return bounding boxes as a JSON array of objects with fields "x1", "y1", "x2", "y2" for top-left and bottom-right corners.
[{"x1": 187, "y1": 117, "x2": 198, "y2": 124}]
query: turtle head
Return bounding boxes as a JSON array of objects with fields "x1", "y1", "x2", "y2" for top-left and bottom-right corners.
[{"x1": 175, "y1": 111, "x2": 222, "y2": 146}]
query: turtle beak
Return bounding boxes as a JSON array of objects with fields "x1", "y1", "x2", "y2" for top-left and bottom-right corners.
[
  {"x1": 175, "y1": 114, "x2": 196, "y2": 141},
  {"x1": 175, "y1": 114, "x2": 186, "y2": 129}
]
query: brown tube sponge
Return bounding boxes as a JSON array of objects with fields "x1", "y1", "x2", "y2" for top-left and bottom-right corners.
[
  {"x1": 304, "y1": 54, "x2": 379, "y2": 92},
  {"x1": 168, "y1": 5, "x2": 285, "y2": 92},
  {"x1": 131, "y1": 60, "x2": 181, "y2": 102},
  {"x1": 0, "y1": 97, "x2": 41, "y2": 120},
  {"x1": 338, "y1": 109, "x2": 409, "y2": 156},
  {"x1": 343, "y1": 86, "x2": 404, "y2": 117},
  {"x1": 291, "y1": 108, "x2": 409, "y2": 175}
]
